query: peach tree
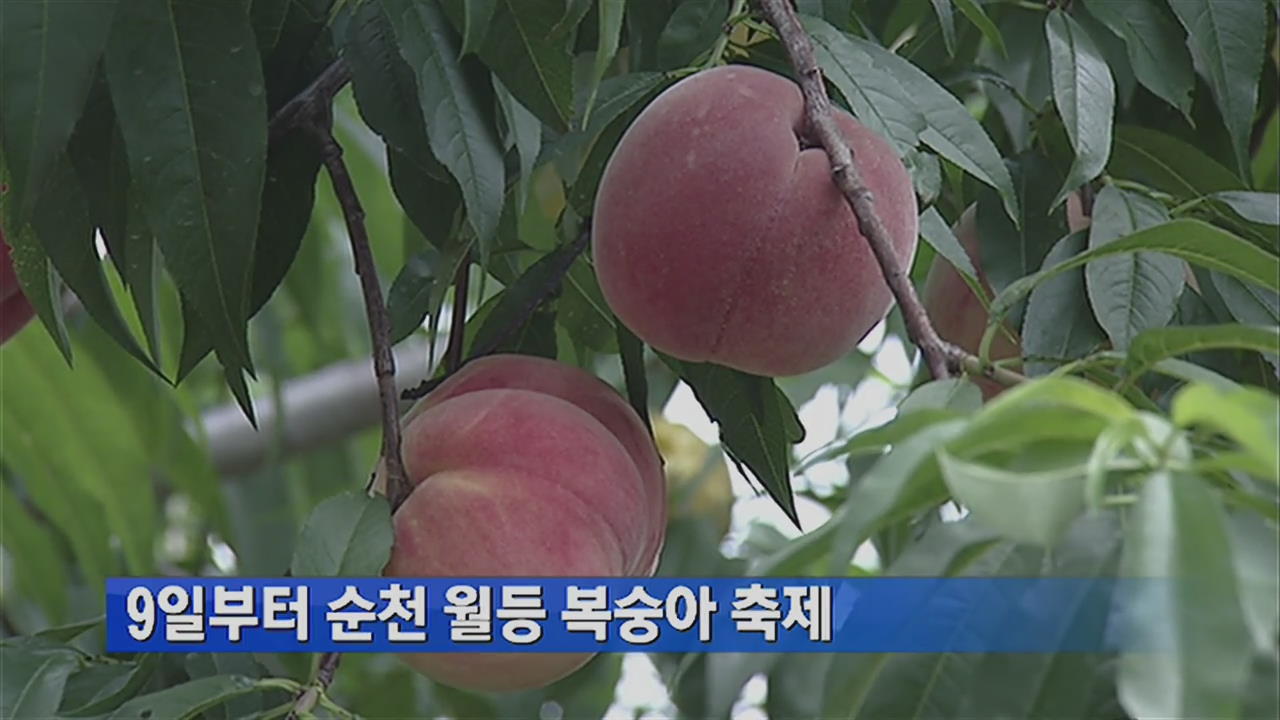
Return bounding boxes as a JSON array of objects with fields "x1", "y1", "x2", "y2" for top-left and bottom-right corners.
[{"x1": 1, "y1": 0, "x2": 1277, "y2": 718}]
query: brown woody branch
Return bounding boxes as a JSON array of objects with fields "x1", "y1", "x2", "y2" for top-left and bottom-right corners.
[
  {"x1": 754, "y1": 0, "x2": 966, "y2": 382},
  {"x1": 303, "y1": 108, "x2": 411, "y2": 511},
  {"x1": 281, "y1": 73, "x2": 403, "y2": 716},
  {"x1": 269, "y1": 59, "x2": 352, "y2": 142}
]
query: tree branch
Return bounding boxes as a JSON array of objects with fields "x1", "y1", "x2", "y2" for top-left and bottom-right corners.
[
  {"x1": 269, "y1": 59, "x2": 352, "y2": 142},
  {"x1": 303, "y1": 109, "x2": 411, "y2": 511},
  {"x1": 284, "y1": 82, "x2": 403, "y2": 716},
  {"x1": 754, "y1": 0, "x2": 960, "y2": 381}
]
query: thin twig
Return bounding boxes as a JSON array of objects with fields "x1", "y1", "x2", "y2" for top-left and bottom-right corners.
[
  {"x1": 286, "y1": 100, "x2": 402, "y2": 717},
  {"x1": 443, "y1": 258, "x2": 471, "y2": 373},
  {"x1": 269, "y1": 59, "x2": 352, "y2": 142},
  {"x1": 959, "y1": 354, "x2": 1030, "y2": 387},
  {"x1": 302, "y1": 107, "x2": 411, "y2": 511},
  {"x1": 754, "y1": 0, "x2": 962, "y2": 381}
]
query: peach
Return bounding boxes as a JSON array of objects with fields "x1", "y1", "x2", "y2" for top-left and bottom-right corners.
[
  {"x1": 592, "y1": 65, "x2": 918, "y2": 377},
  {"x1": 922, "y1": 195, "x2": 1089, "y2": 398},
  {"x1": 1, "y1": 228, "x2": 36, "y2": 345},
  {"x1": 384, "y1": 355, "x2": 666, "y2": 692}
]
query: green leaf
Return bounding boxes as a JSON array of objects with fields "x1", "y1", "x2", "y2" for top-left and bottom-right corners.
[
  {"x1": 0, "y1": 645, "x2": 79, "y2": 719},
  {"x1": 1173, "y1": 383, "x2": 1279, "y2": 482},
  {"x1": 346, "y1": 0, "x2": 454, "y2": 194},
  {"x1": 966, "y1": 377, "x2": 1135, "y2": 444},
  {"x1": 557, "y1": 256, "x2": 617, "y2": 352},
  {"x1": 1168, "y1": 0, "x2": 1267, "y2": 176},
  {"x1": 805, "y1": 17, "x2": 1020, "y2": 221},
  {"x1": 1085, "y1": 185, "x2": 1184, "y2": 350},
  {"x1": 983, "y1": 8, "x2": 1052, "y2": 151},
  {"x1": 1109, "y1": 125, "x2": 1245, "y2": 199},
  {"x1": 821, "y1": 521, "x2": 1003, "y2": 717},
  {"x1": 468, "y1": 234, "x2": 586, "y2": 357},
  {"x1": 1045, "y1": 9, "x2": 1115, "y2": 208},
  {"x1": 28, "y1": 154, "x2": 157, "y2": 373},
  {"x1": 387, "y1": 247, "x2": 442, "y2": 344},
  {"x1": 1253, "y1": 110, "x2": 1280, "y2": 192},
  {"x1": 459, "y1": 0, "x2": 497, "y2": 55},
  {"x1": 383, "y1": 0, "x2": 505, "y2": 258},
  {"x1": 387, "y1": 148, "x2": 464, "y2": 253},
  {"x1": 957, "y1": 514, "x2": 1125, "y2": 719},
  {"x1": 1118, "y1": 471, "x2": 1254, "y2": 719},
  {"x1": 1210, "y1": 270, "x2": 1279, "y2": 370},
  {"x1": 974, "y1": 151, "x2": 1071, "y2": 328},
  {"x1": 183, "y1": 654, "x2": 271, "y2": 720},
  {"x1": 66, "y1": 78, "x2": 163, "y2": 361},
  {"x1": 797, "y1": 408, "x2": 962, "y2": 472},
  {"x1": 1023, "y1": 230, "x2": 1107, "y2": 376},
  {"x1": 796, "y1": 0, "x2": 853, "y2": 27},
  {"x1": 346, "y1": 0, "x2": 454, "y2": 200},
  {"x1": 177, "y1": 131, "x2": 323, "y2": 380},
  {"x1": 1227, "y1": 514, "x2": 1280, "y2": 653},
  {"x1": 1126, "y1": 324, "x2": 1280, "y2": 379},
  {"x1": 544, "y1": 653, "x2": 625, "y2": 720},
  {"x1": 805, "y1": 18, "x2": 924, "y2": 153},
  {"x1": 1082, "y1": 0, "x2": 1194, "y2": 117},
  {"x1": 291, "y1": 491, "x2": 393, "y2": 576},
  {"x1": 59, "y1": 656, "x2": 157, "y2": 717},
  {"x1": 937, "y1": 448, "x2": 1086, "y2": 546},
  {"x1": 0, "y1": 483, "x2": 69, "y2": 622},
  {"x1": 0, "y1": 0, "x2": 118, "y2": 229},
  {"x1": 494, "y1": 77, "x2": 543, "y2": 213},
  {"x1": 900, "y1": 378, "x2": 982, "y2": 414},
  {"x1": 663, "y1": 357, "x2": 804, "y2": 525},
  {"x1": 568, "y1": 74, "x2": 670, "y2": 215},
  {"x1": 102, "y1": 675, "x2": 259, "y2": 720},
  {"x1": 990, "y1": 220, "x2": 1280, "y2": 325},
  {"x1": 927, "y1": 0, "x2": 956, "y2": 56},
  {"x1": 1, "y1": 331, "x2": 157, "y2": 577},
  {"x1": 249, "y1": 0, "x2": 290, "y2": 52},
  {"x1": 822, "y1": 420, "x2": 967, "y2": 574},
  {"x1": 1145, "y1": 356, "x2": 1241, "y2": 392},
  {"x1": 616, "y1": 323, "x2": 651, "y2": 429},
  {"x1": 0, "y1": 218, "x2": 72, "y2": 360},
  {"x1": 553, "y1": 0, "x2": 594, "y2": 36},
  {"x1": 657, "y1": 0, "x2": 729, "y2": 69},
  {"x1": 953, "y1": 0, "x2": 1005, "y2": 58},
  {"x1": 438, "y1": 0, "x2": 574, "y2": 130},
  {"x1": 105, "y1": 0, "x2": 267, "y2": 373},
  {"x1": 581, "y1": 0, "x2": 626, "y2": 126},
  {"x1": 1210, "y1": 191, "x2": 1280, "y2": 227},
  {"x1": 918, "y1": 206, "x2": 977, "y2": 284},
  {"x1": 35, "y1": 616, "x2": 104, "y2": 643}
]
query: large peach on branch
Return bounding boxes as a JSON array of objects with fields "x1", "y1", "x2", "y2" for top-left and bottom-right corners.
[
  {"x1": 383, "y1": 354, "x2": 666, "y2": 692},
  {"x1": 592, "y1": 65, "x2": 919, "y2": 377}
]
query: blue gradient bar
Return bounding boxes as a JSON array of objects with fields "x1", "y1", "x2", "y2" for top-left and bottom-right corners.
[{"x1": 105, "y1": 577, "x2": 1157, "y2": 654}]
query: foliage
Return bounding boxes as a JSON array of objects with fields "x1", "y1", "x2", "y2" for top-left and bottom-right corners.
[{"x1": 1, "y1": 0, "x2": 1277, "y2": 718}]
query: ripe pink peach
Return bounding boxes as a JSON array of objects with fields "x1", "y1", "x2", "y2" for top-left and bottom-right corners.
[
  {"x1": 592, "y1": 65, "x2": 919, "y2": 377},
  {"x1": 384, "y1": 355, "x2": 666, "y2": 692}
]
